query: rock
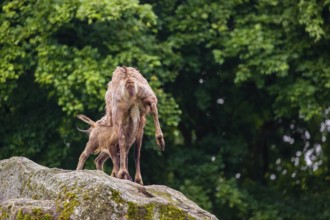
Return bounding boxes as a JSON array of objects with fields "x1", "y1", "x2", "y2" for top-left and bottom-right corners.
[{"x1": 0, "y1": 157, "x2": 218, "y2": 220}]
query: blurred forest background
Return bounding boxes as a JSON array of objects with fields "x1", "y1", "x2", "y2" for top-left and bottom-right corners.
[{"x1": 1, "y1": 0, "x2": 330, "y2": 219}]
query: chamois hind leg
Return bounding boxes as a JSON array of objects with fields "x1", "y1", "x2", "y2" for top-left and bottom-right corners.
[
  {"x1": 125, "y1": 150, "x2": 132, "y2": 181},
  {"x1": 109, "y1": 143, "x2": 120, "y2": 177},
  {"x1": 117, "y1": 147, "x2": 132, "y2": 181},
  {"x1": 104, "y1": 82, "x2": 113, "y2": 126},
  {"x1": 76, "y1": 141, "x2": 96, "y2": 170},
  {"x1": 115, "y1": 112, "x2": 132, "y2": 181},
  {"x1": 134, "y1": 114, "x2": 146, "y2": 185},
  {"x1": 94, "y1": 152, "x2": 109, "y2": 171},
  {"x1": 105, "y1": 99, "x2": 113, "y2": 126}
]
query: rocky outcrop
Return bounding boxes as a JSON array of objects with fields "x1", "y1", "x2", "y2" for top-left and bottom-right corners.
[{"x1": 0, "y1": 157, "x2": 218, "y2": 220}]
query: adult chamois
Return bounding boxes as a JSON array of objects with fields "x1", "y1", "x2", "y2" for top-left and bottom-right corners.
[{"x1": 104, "y1": 67, "x2": 165, "y2": 182}]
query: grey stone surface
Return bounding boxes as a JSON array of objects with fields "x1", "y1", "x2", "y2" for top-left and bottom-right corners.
[{"x1": 0, "y1": 157, "x2": 218, "y2": 220}]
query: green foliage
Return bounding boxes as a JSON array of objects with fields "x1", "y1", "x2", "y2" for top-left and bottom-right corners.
[
  {"x1": 0, "y1": 0, "x2": 181, "y2": 167},
  {"x1": 179, "y1": 179, "x2": 212, "y2": 211},
  {"x1": 1, "y1": 0, "x2": 330, "y2": 219}
]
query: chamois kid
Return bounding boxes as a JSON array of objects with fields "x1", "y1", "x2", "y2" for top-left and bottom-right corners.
[{"x1": 76, "y1": 111, "x2": 147, "y2": 185}]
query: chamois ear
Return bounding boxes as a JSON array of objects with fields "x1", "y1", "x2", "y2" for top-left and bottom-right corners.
[
  {"x1": 118, "y1": 66, "x2": 129, "y2": 79},
  {"x1": 115, "y1": 66, "x2": 126, "y2": 75}
]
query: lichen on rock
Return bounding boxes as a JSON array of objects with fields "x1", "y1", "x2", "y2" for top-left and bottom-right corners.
[{"x1": 0, "y1": 157, "x2": 217, "y2": 220}]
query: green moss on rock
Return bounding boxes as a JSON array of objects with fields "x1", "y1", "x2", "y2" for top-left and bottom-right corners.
[
  {"x1": 32, "y1": 208, "x2": 52, "y2": 220},
  {"x1": 111, "y1": 189, "x2": 125, "y2": 204},
  {"x1": 56, "y1": 189, "x2": 80, "y2": 220},
  {"x1": 0, "y1": 208, "x2": 9, "y2": 220},
  {"x1": 159, "y1": 204, "x2": 196, "y2": 220},
  {"x1": 126, "y1": 202, "x2": 155, "y2": 220},
  {"x1": 16, "y1": 208, "x2": 53, "y2": 220},
  {"x1": 125, "y1": 202, "x2": 195, "y2": 220}
]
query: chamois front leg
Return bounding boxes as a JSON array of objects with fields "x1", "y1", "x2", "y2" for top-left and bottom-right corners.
[
  {"x1": 150, "y1": 102, "x2": 165, "y2": 151},
  {"x1": 76, "y1": 141, "x2": 95, "y2": 170},
  {"x1": 134, "y1": 114, "x2": 146, "y2": 185}
]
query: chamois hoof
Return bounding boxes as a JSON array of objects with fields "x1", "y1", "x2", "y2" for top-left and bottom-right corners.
[
  {"x1": 135, "y1": 178, "x2": 143, "y2": 185},
  {"x1": 110, "y1": 171, "x2": 117, "y2": 178},
  {"x1": 117, "y1": 169, "x2": 132, "y2": 181},
  {"x1": 156, "y1": 135, "x2": 165, "y2": 151},
  {"x1": 135, "y1": 173, "x2": 143, "y2": 185}
]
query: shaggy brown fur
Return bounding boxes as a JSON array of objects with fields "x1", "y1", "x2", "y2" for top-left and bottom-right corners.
[
  {"x1": 104, "y1": 67, "x2": 165, "y2": 181},
  {"x1": 76, "y1": 114, "x2": 119, "y2": 177},
  {"x1": 76, "y1": 113, "x2": 146, "y2": 185}
]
